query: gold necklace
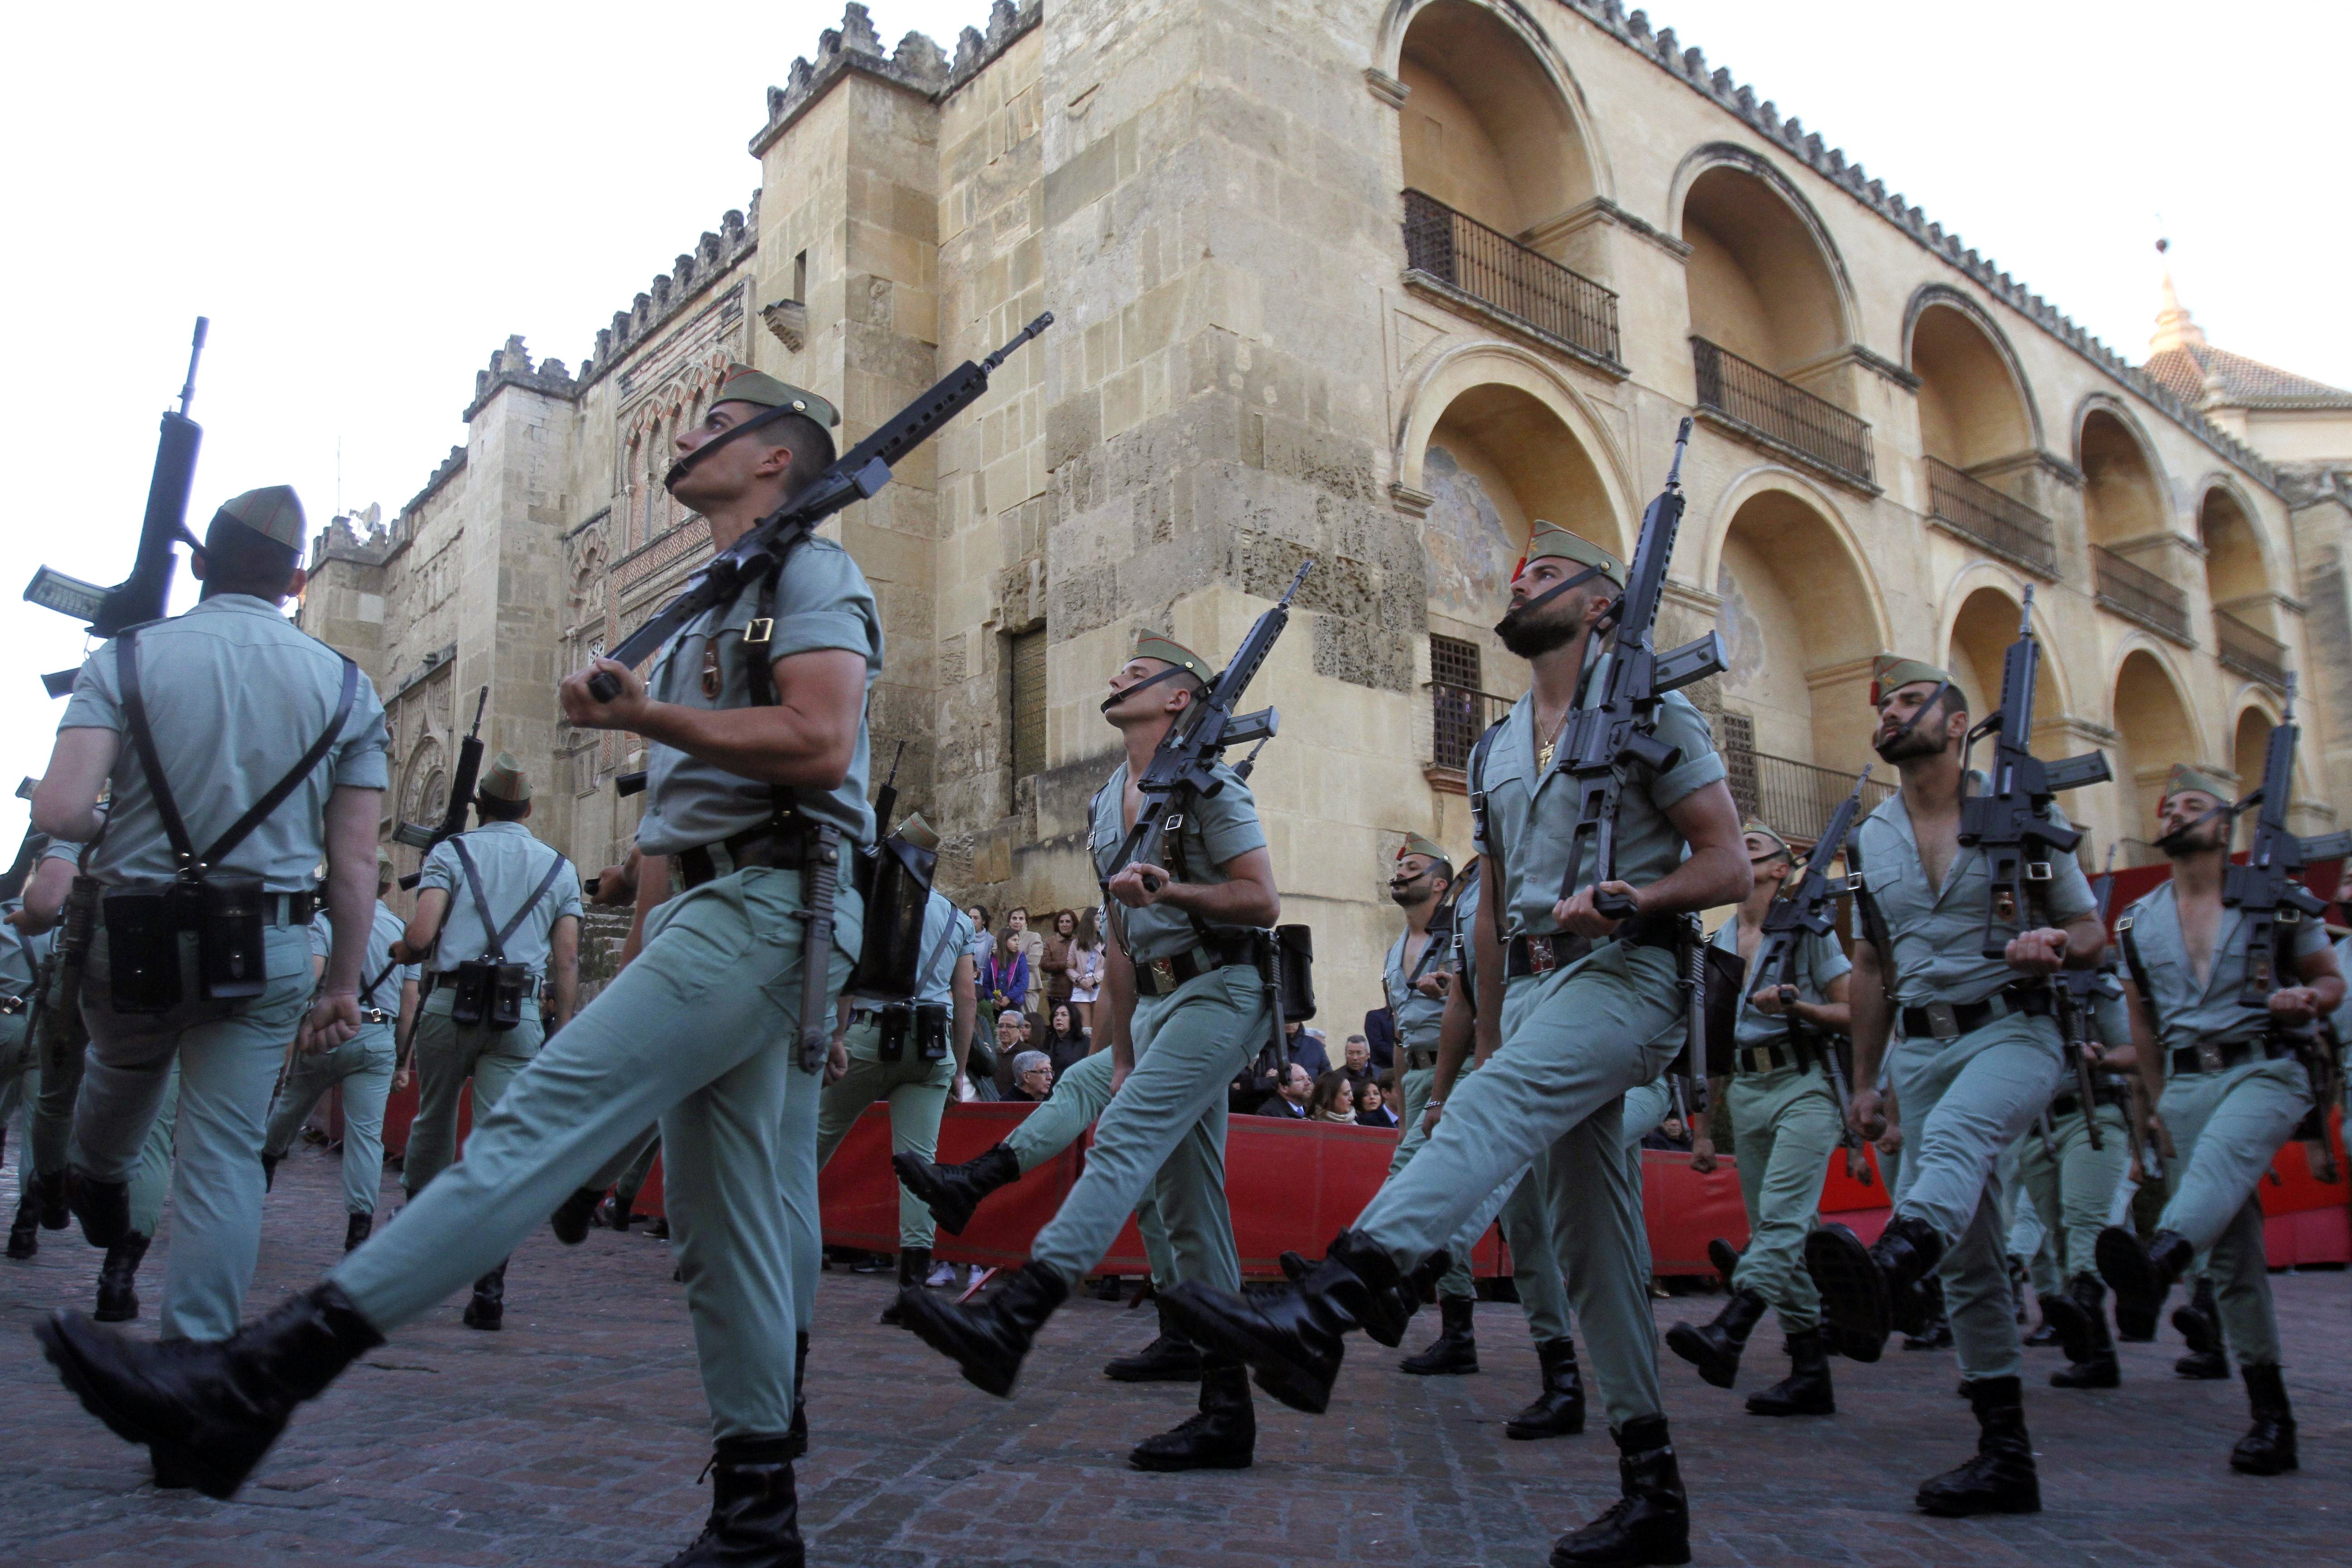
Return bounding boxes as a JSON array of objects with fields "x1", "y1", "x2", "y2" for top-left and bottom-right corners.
[{"x1": 1536, "y1": 706, "x2": 1572, "y2": 772}]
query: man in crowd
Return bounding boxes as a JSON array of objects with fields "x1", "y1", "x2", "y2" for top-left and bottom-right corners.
[
  {"x1": 1009, "y1": 1050, "x2": 1055, "y2": 1103},
  {"x1": 1258, "y1": 1062, "x2": 1312, "y2": 1119}
]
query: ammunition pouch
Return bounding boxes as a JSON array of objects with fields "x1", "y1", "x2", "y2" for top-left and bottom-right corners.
[
  {"x1": 448, "y1": 959, "x2": 529, "y2": 1031},
  {"x1": 870, "y1": 1001, "x2": 951, "y2": 1063},
  {"x1": 1272, "y1": 924, "x2": 1316, "y2": 1022},
  {"x1": 848, "y1": 834, "x2": 939, "y2": 1002}
]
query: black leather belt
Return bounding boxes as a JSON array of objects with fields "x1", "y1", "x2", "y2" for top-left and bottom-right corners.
[
  {"x1": 268, "y1": 891, "x2": 319, "y2": 926},
  {"x1": 1900, "y1": 981, "x2": 2052, "y2": 1042},
  {"x1": 2170, "y1": 1036, "x2": 2289, "y2": 1078},
  {"x1": 1504, "y1": 915, "x2": 1678, "y2": 980},
  {"x1": 1732, "y1": 1040, "x2": 1807, "y2": 1075},
  {"x1": 1401, "y1": 1045, "x2": 1441, "y2": 1072},
  {"x1": 2049, "y1": 1080, "x2": 2127, "y2": 1119},
  {"x1": 676, "y1": 819, "x2": 819, "y2": 890},
  {"x1": 1131, "y1": 936, "x2": 1261, "y2": 999},
  {"x1": 358, "y1": 1006, "x2": 393, "y2": 1025}
]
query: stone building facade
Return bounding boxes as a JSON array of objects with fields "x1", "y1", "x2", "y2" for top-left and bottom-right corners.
[{"x1": 299, "y1": 0, "x2": 2352, "y2": 1019}]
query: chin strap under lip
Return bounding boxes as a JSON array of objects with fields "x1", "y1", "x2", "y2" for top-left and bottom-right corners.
[
  {"x1": 2153, "y1": 798, "x2": 2237, "y2": 857},
  {"x1": 1873, "y1": 679, "x2": 1952, "y2": 756},
  {"x1": 1503, "y1": 563, "x2": 1611, "y2": 626},
  {"x1": 1098, "y1": 661, "x2": 1198, "y2": 714},
  {"x1": 661, "y1": 402, "x2": 800, "y2": 493}
]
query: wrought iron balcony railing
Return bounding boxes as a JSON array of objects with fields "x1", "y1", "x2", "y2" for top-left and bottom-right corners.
[
  {"x1": 1402, "y1": 189, "x2": 1621, "y2": 367},
  {"x1": 2092, "y1": 545, "x2": 2192, "y2": 644},
  {"x1": 1691, "y1": 336, "x2": 1875, "y2": 487},
  {"x1": 1427, "y1": 681, "x2": 1514, "y2": 774},
  {"x1": 2215, "y1": 609, "x2": 2288, "y2": 690},
  {"x1": 1925, "y1": 457, "x2": 2057, "y2": 578},
  {"x1": 1724, "y1": 747, "x2": 1893, "y2": 848}
]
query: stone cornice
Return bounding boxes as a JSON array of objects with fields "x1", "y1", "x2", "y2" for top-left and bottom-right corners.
[{"x1": 1364, "y1": 68, "x2": 1409, "y2": 110}]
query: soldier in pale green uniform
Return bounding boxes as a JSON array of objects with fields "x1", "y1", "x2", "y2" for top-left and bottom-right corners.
[
  {"x1": 2012, "y1": 970, "x2": 2132, "y2": 1389},
  {"x1": 1809, "y1": 656, "x2": 2105, "y2": 1520},
  {"x1": 1676, "y1": 823, "x2": 1852, "y2": 1416},
  {"x1": 2100, "y1": 765, "x2": 2342, "y2": 1477},
  {"x1": 28, "y1": 486, "x2": 388, "y2": 1362},
  {"x1": 898, "y1": 632, "x2": 1280, "y2": 1475},
  {"x1": 392, "y1": 754, "x2": 580, "y2": 1329},
  {"x1": 263, "y1": 853, "x2": 419, "y2": 1253},
  {"x1": 1167, "y1": 522, "x2": 1750, "y2": 1567},
  {"x1": 41, "y1": 367, "x2": 876, "y2": 1565},
  {"x1": 814, "y1": 817, "x2": 975, "y2": 1321},
  {"x1": 3, "y1": 887, "x2": 57, "y2": 1257}
]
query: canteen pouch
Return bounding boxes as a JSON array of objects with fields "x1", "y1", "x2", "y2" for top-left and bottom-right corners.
[
  {"x1": 1273, "y1": 924, "x2": 1316, "y2": 1022},
  {"x1": 916, "y1": 1001, "x2": 949, "y2": 1061},
  {"x1": 101, "y1": 882, "x2": 182, "y2": 1015},
  {"x1": 196, "y1": 873, "x2": 269, "y2": 1002},
  {"x1": 450, "y1": 959, "x2": 528, "y2": 1030},
  {"x1": 876, "y1": 1003, "x2": 911, "y2": 1062}
]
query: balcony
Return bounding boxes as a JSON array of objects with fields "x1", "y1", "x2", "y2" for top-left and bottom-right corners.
[
  {"x1": 1692, "y1": 337, "x2": 1876, "y2": 489},
  {"x1": 1925, "y1": 457, "x2": 2057, "y2": 578},
  {"x1": 1425, "y1": 680, "x2": 1514, "y2": 791},
  {"x1": 2092, "y1": 545, "x2": 2193, "y2": 645},
  {"x1": 2215, "y1": 610, "x2": 2288, "y2": 691},
  {"x1": 1724, "y1": 747, "x2": 1894, "y2": 848},
  {"x1": 1402, "y1": 189, "x2": 1622, "y2": 370}
]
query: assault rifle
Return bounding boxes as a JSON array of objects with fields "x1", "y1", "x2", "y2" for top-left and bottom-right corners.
[
  {"x1": 392, "y1": 687, "x2": 489, "y2": 890},
  {"x1": 587, "y1": 313, "x2": 1054, "y2": 703},
  {"x1": 1957, "y1": 587, "x2": 2112, "y2": 1146},
  {"x1": 24, "y1": 318, "x2": 211, "y2": 696},
  {"x1": 1752, "y1": 767, "x2": 1874, "y2": 1156}
]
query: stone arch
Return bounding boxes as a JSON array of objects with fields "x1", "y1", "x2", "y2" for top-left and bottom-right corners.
[
  {"x1": 400, "y1": 738, "x2": 446, "y2": 831},
  {"x1": 1940, "y1": 568, "x2": 2070, "y2": 732},
  {"x1": 1672, "y1": 144, "x2": 1859, "y2": 374},
  {"x1": 1902, "y1": 285, "x2": 2041, "y2": 466},
  {"x1": 1378, "y1": 0, "x2": 1613, "y2": 224},
  {"x1": 2197, "y1": 478, "x2": 2275, "y2": 629},
  {"x1": 1395, "y1": 341, "x2": 1635, "y2": 552},
  {"x1": 2110, "y1": 644, "x2": 2199, "y2": 860},
  {"x1": 1703, "y1": 468, "x2": 1890, "y2": 778},
  {"x1": 2073, "y1": 395, "x2": 2172, "y2": 547}
]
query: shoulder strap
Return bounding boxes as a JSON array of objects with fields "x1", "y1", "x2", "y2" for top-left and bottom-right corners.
[
  {"x1": 916, "y1": 908, "x2": 964, "y2": 989},
  {"x1": 450, "y1": 838, "x2": 508, "y2": 962},
  {"x1": 1470, "y1": 720, "x2": 1509, "y2": 947},
  {"x1": 360, "y1": 956, "x2": 403, "y2": 1007},
  {"x1": 492, "y1": 848, "x2": 572, "y2": 957},
  {"x1": 2117, "y1": 911, "x2": 2159, "y2": 1029}
]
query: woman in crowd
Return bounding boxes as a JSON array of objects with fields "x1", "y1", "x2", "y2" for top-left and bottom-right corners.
[
  {"x1": 1040, "y1": 1002, "x2": 1092, "y2": 1080},
  {"x1": 1068, "y1": 906, "x2": 1106, "y2": 1033},
  {"x1": 1041, "y1": 909, "x2": 1079, "y2": 1024},
  {"x1": 1355, "y1": 1078, "x2": 1398, "y2": 1129},
  {"x1": 983, "y1": 925, "x2": 1029, "y2": 1038},
  {"x1": 1307, "y1": 1070, "x2": 1359, "y2": 1125}
]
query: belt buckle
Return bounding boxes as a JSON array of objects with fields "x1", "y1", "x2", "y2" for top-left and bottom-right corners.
[
  {"x1": 1527, "y1": 937, "x2": 1556, "y2": 976},
  {"x1": 1924, "y1": 1001, "x2": 1960, "y2": 1041},
  {"x1": 2195, "y1": 1041, "x2": 2225, "y2": 1074},
  {"x1": 1150, "y1": 957, "x2": 1176, "y2": 992}
]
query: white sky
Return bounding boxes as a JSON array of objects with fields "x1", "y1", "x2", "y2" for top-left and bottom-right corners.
[{"x1": 1, "y1": 0, "x2": 2343, "y2": 848}]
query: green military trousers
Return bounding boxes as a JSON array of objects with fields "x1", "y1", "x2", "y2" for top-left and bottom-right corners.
[
  {"x1": 0, "y1": 1014, "x2": 32, "y2": 1161},
  {"x1": 1357, "y1": 941, "x2": 1683, "y2": 1429},
  {"x1": 31, "y1": 953, "x2": 90, "y2": 1180},
  {"x1": 1002, "y1": 1045, "x2": 1178, "y2": 1288},
  {"x1": 2156, "y1": 1054, "x2": 2309, "y2": 1367},
  {"x1": 1725, "y1": 1064, "x2": 1843, "y2": 1333},
  {"x1": 1029, "y1": 965, "x2": 1269, "y2": 1293},
  {"x1": 265, "y1": 1023, "x2": 397, "y2": 1217},
  {"x1": 1387, "y1": 1064, "x2": 1482, "y2": 1302},
  {"x1": 2014, "y1": 1098, "x2": 2128, "y2": 1285},
  {"x1": 73, "y1": 924, "x2": 314, "y2": 1342},
  {"x1": 815, "y1": 1018, "x2": 954, "y2": 1250},
  {"x1": 334, "y1": 866, "x2": 856, "y2": 1441},
  {"x1": 1885, "y1": 1013, "x2": 2063, "y2": 1382},
  {"x1": 403, "y1": 997, "x2": 544, "y2": 1196}
]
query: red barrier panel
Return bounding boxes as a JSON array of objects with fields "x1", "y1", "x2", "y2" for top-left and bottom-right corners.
[{"x1": 2261, "y1": 1106, "x2": 2350, "y2": 1267}]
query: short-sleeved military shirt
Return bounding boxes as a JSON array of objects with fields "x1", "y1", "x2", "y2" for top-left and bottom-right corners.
[
  {"x1": 419, "y1": 821, "x2": 583, "y2": 977},
  {"x1": 1852, "y1": 774, "x2": 2096, "y2": 1007},
  {"x1": 61, "y1": 595, "x2": 389, "y2": 891},
  {"x1": 1709, "y1": 919, "x2": 1851, "y2": 1050},
  {"x1": 1470, "y1": 652, "x2": 1725, "y2": 937},
  {"x1": 1385, "y1": 869, "x2": 1480, "y2": 1054},
  {"x1": 1089, "y1": 758, "x2": 1269, "y2": 966},
  {"x1": 309, "y1": 900, "x2": 421, "y2": 1009},
  {"x1": 1, "y1": 901, "x2": 51, "y2": 999},
  {"x1": 2120, "y1": 881, "x2": 2328, "y2": 1054},
  {"x1": 635, "y1": 536, "x2": 882, "y2": 856}
]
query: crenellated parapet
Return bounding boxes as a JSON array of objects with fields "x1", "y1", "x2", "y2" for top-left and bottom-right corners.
[
  {"x1": 749, "y1": 0, "x2": 1039, "y2": 157},
  {"x1": 463, "y1": 334, "x2": 585, "y2": 422},
  {"x1": 584, "y1": 197, "x2": 761, "y2": 389},
  {"x1": 1562, "y1": 0, "x2": 2279, "y2": 491}
]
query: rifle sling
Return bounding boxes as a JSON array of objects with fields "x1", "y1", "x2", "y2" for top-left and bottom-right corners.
[{"x1": 449, "y1": 837, "x2": 570, "y2": 965}]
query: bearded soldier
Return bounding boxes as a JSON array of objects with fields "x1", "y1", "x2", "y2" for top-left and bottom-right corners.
[
  {"x1": 1806, "y1": 656, "x2": 2105, "y2": 1518},
  {"x1": 1163, "y1": 520, "x2": 1749, "y2": 1566},
  {"x1": 2099, "y1": 765, "x2": 2342, "y2": 1475},
  {"x1": 40, "y1": 364, "x2": 879, "y2": 1568}
]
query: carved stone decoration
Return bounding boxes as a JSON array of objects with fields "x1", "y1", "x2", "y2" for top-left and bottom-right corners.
[
  {"x1": 1421, "y1": 445, "x2": 1517, "y2": 621},
  {"x1": 762, "y1": 299, "x2": 808, "y2": 352}
]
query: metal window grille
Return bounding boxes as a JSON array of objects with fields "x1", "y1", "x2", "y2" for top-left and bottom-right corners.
[
  {"x1": 1009, "y1": 627, "x2": 1048, "y2": 780},
  {"x1": 1428, "y1": 636, "x2": 1488, "y2": 771}
]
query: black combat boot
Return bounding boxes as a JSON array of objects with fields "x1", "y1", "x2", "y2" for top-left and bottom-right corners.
[
  {"x1": 1104, "y1": 1299, "x2": 1204, "y2": 1382},
  {"x1": 1804, "y1": 1215, "x2": 1942, "y2": 1364},
  {"x1": 1901, "y1": 1276, "x2": 1953, "y2": 1350},
  {"x1": 1399, "y1": 1294, "x2": 1478, "y2": 1376},
  {"x1": 2095, "y1": 1225, "x2": 2191, "y2": 1328},
  {"x1": 1129, "y1": 1353, "x2": 1255, "y2": 1471},
  {"x1": 892, "y1": 1143, "x2": 1019, "y2": 1236},
  {"x1": 2022, "y1": 1310, "x2": 2060, "y2": 1348},
  {"x1": 2048, "y1": 1274, "x2": 2118, "y2": 1389},
  {"x1": 37, "y1": 1282, "x2": 383, "y2": 1499},
  {"x1": 67, "y1": 1168, "x2": 132, "y2": 1249},
  {"x1": 1164, "y1": 1233, "x2": 1419, "y2": 1416},
  {"x1": 1666, "y1": 1288, "x2": 1765, "y2": 1390},
  {"x1": 344, "y1": 1212, "x2": 372, "y2": 1253},
  {"x1": 784, "y1": 1333, "x2": 809, "y2": 1460},
  {"x1": 261, "y1": 1152, "x2": 279, "y2": 1191},
  {"x1": 897, "y1": 1258, "x2": 1068, "y2": 1397},
  {"x1": 1549, "y1": 1414, "x2": 1691, "y2": 1566},
  {"x1": 2172, "y1": 1274, "x2": 2229, "y2": 1379},
  {"x1": 878, "y1": 1247, "x2": 931, "y2": 1328},
  {"x1": 1506, "y1": 1336, "x2": 1586, "y2": 1439},
  {"x1": 603, "y1": 1194, "x2": 634, "y2": 1234},
  {"x1": 550, "y1": 1186, "x2": 606, "y2": 1245},
  {"x1": 8, "y1": 1176, "x2": 40, "y2": 1259},
  {"x1": 462, "y1": 1261, "x2": 508, "y2": 1331},
  {"x1": 1706, "y1": 1238, "x2": 1741, "y2": 1287},
  {"x1": 37, "y1": 1166, "x2": 71, "y2": 1230},
  {"x1": 1914, "y1": 1375, "x2": 2040, "y2": 1516},
  {"x1": 1745, "y1": 1328, "x2": 1834, "y2": 1417},
  {"x1": 93, "y1": 1232, "x2": 151, "y2": 1323},
  {"x1": 664, "y1": 1434, "x2": 803, "y2": 1568},
  {"x1": 2230, "y1": 1363, "x2": 2297, "y2": 1475}
]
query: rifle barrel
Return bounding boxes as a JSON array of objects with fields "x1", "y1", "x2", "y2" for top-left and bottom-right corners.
[{"x1": 180, "y1": 317, "x2": 210, "y2": 416}]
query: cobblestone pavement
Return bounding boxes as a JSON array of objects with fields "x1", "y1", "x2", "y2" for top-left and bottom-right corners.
[{"x1": 1, "y1": 1144, "x2": 2344, "y2": 1567}]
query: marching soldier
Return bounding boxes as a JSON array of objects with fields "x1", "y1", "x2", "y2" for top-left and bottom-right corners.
[
  {"x1": 2098, "y1": 765, "x2": 2342, "y2": 1475},
  {"x1": 262, "y1": 851, "x2": 419, "y2": 1252},
  {"x1": 1806, "y1": 656, "x2": 2105, "y2": 1518},
  {"x1": 27, "y1": 485, "x2": 389, "y2": 1356},
  {"x1": 1674, "y1": 822, "x2": 1852, "y2": 1415},
  {"x1": 2012, "y1": 972, "x2": 2132, "y2": 1389},
  {"x1": 2, "y1": 871, "x2": 59, "y2": 1256},
  {"x1": 40, "y1": 364, "x2": 878, "y2": 1568},
  {"x1": 896, "y1": 632, "x2": 1281, "y2": 1474},
  {"x1": 813, "y1": 814, "x2": 975, "y2": 1323},
  {"x1": 391, "y1": 754, "x2": 582, "y2": 1329},
  {"x1": 1162, "y1": 522, "x2": 1749, "y2": 1566}
]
